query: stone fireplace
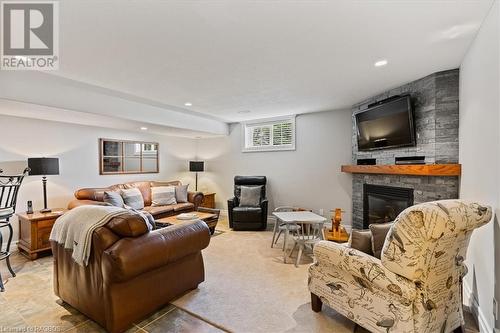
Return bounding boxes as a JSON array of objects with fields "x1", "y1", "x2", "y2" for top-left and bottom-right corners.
[
  {"x1": 363, "y1": 184, "x2": 413, "y2": 228},
  {"x1": 348, "y1": 69, "x2": 460, "y2": 229}
]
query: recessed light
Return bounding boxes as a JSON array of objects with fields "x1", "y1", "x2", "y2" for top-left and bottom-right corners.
[
  {"x1": 237, "y1": 110, "x2": 251, "y2": 114},
  {"x1": 184, "y1": 102, "x2": 192, "y2": 107},
  {"x1": 140, "y1": 127, "x2": 148, "y2": 131},
  {"x1": 374, "y1": 59, "x2": 388, "y2": 67}
]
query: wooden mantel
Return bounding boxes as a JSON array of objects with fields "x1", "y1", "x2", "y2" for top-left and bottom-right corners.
[{"x1": 341, "y1": 164, "x2": 461, "y2": 176}]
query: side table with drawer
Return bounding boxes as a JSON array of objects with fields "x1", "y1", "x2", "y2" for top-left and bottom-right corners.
[
  {"x1": 16, "y1": 209, "x2": 66, "y2": 260},
  {"x1": 200, "y1": 192, "x2": 216, "y2": 209}
]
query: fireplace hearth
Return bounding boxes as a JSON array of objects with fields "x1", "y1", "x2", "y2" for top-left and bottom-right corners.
[{"x1": 363, "y1": 184, "x2": 413, "y2": 228}]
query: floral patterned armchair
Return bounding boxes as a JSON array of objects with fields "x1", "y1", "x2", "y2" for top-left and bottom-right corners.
[{"x1": 308, "y1": 200, "x2": 492, "y2": 333}]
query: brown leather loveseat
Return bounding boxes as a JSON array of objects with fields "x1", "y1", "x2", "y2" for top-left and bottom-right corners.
[
  {"x1": 68, "y1": 180, "x2": 204, "y2": 219},
  {"x1": 51, "y1": 213, "x2": 210, "y2": 333}
]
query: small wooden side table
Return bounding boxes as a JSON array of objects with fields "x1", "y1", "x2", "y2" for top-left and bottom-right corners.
[
  {"x1": 200, "y1": 192, "x2": 216, "y2": 209},
  {"x1": 16, "y1": 209, "x2": 66, "y2": 260}
]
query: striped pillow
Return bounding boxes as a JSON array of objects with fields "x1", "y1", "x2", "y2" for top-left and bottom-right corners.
[
  {"x1": 151, "y1": 186, "x2": 177, "y2": 206},
  {"x1": 120, "y1": 188, "x2": 145, "y2": 210}
]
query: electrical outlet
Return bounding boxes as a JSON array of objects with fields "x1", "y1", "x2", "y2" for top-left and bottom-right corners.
[
  {"x1": 494, "y1": 298, "x2": 498, "y2": 321},
  {"x1": 319, "y1": 209, "x2": 324, "y2": 216}
]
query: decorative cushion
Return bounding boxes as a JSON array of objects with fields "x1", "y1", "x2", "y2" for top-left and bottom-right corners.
[
  {"x1": 103, "y1": 191, "x2": 125, "y2": 208},
  {"x1": 123, "y1": 182, "x2": 152, "y2": 206},
  {"x1": 369, "y1": 222, "x2": 393, "y2": 259},
  {"x1": 348, "y1": 229, "x2": 373, "y2": 256},
  {"x1": 239, "y1": 186, "x2": 261, "y2": 207},
  {"x1": 121, "y1": 188, "x2": 145, "y2": 210},
  {"x1": 151, "y1": 186, "x2": 177, "y2": 206},
  {"x1": 175, "y1": 184, "x2": 189, "y2": 203}
]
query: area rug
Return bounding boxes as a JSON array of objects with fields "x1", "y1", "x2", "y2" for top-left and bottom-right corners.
[{"x1": 172, "y1": 228, "x2": 358, "y2": 333}]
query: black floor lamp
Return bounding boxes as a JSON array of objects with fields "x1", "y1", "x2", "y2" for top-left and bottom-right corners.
[
  {"x1": 189, "y1": 161, "x2": 204, "y2": 191},
  {"x1": 28, "y1": 158, "x2": 59, "y2": 213}
]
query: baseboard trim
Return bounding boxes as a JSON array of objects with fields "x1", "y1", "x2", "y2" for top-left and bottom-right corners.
[{"x1": 463, "y1": 280, "x2": 492, "y2": 333}]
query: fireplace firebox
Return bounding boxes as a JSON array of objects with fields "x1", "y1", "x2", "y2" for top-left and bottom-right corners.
[{"x1": 363, "y1": 184, "x2": 414, "y2": 228}]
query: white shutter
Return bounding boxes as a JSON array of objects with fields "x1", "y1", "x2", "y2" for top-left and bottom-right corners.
[
  {"x1": 243, "y1": 116, "x2": 296, "y2": 152},
  {"x1": 273, "y1": 121, "x2": 293, "y2": 146},
  {"x1": 251, "y1": 126, "x2": 271, "y2": 147}
]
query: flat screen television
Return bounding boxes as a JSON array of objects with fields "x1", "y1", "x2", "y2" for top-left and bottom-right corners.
[{"x1": 355, "y1": 95, "x2": 415, "y2": 151}]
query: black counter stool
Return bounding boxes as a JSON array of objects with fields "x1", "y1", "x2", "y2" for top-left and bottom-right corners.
[{"x1": 0, "y1": 168, "x2": 29, "y2": 292}]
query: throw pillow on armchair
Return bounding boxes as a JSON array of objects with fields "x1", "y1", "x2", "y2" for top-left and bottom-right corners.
[
  {"x1": 239, "y1": 186, "x2": 262, "y2": 207},
  {"x1": 369, "y1": 222, "x2": 394, "y2": 258}
]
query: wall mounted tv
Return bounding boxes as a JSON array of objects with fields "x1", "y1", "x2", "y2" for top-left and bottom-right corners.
[{"x1": 355, "y1": 95, "x2": 415, "y2": 151}]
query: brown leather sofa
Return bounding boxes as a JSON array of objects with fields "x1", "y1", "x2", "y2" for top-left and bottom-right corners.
[
  {"x1": 51, "y1": 213, "x2": 210, "y2": 333},
  {"x1": 68, "y1": 180, "x2": 204, "y2": 219}
]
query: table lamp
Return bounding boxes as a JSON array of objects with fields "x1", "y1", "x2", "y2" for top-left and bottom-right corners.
[
  {"x1": 28, "y1": 157, "x2": 59, "y2": 213},
  {"x1": 189, "y1": 161, "x2": 204, "y2": 191}
]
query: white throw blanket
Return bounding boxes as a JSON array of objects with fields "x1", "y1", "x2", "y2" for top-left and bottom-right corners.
[{"x1": 50, "y1": 205, "x2": 129, "y2": 266}]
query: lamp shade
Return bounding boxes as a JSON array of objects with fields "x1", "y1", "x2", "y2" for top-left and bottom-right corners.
[
  {"x1": 28, "y1": 158, "x2": 60, "y2": 176},
  {"x1": 189, "y1": 161, "x2": 204, "y2": 172}
]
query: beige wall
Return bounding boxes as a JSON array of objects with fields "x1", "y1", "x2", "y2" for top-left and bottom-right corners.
[
  {"x1": 0, "y1": 115, "x2": 197, "y2": 245},
  {"x1": 194, "y1": 109, "x2": 353, "y2": 223},
  {"x1": 0, "y1": 109, "x2": 353, "y2": 247},
  {"x1": 459, "y1": 1, "x2": 499, "y2": 331}
]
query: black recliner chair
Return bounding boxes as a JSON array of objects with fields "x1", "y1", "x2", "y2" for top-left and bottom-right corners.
[{"x1": 228, "y1": 176, "x2": 268, "y2": 231}]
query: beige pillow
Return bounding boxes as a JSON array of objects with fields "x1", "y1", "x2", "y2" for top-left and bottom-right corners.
[
  {"x1": 369, "y1": 222, "x2": 394, "y2": 259},
  {"x1": 151, "y1": 186, "x2": 177, "y2": 206},
  {"x1": 348, "y1": 229, "x2": 373, "y2": 256}
]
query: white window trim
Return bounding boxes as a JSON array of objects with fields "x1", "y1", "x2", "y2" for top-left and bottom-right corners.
[{"x1": 241, "y1": 115, "x2": 296, "y2": 153}]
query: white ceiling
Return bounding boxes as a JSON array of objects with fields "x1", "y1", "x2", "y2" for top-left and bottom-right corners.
[
  {"x1": 49, "y1": 0, "x2": 493, "y2": 123},
  {"x1": 1, "y1": 0, "x2": 494, "y2": 135}
]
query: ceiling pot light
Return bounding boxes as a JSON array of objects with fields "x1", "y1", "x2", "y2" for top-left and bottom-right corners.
[
  {"x1": 140, "y1": 127, "x2": 148, "y2": 130},
  {"x1": 184, "y1": 102, "x2": 192, "y2": 106},
  {"x1": 237, "y1": 110, "x2": 250, "y2": 114},
  {"x1": 374, "y1": 59, "x2": 388, "y2": 67}
]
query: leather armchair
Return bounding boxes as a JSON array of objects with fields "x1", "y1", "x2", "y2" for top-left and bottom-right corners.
[
  {"x1": 227, "y1": 176, "x2": 268, "y2": 230},
  {"x1": 309, "y1": 200, "x2": 492, "y2": 333},
  {"x1": 51, "y1": 214, "x2": 210, "y2": 333}
]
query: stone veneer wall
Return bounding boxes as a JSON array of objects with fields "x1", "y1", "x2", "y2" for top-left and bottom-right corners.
[{"x1": 351, "y1": 69, "x2": 460, "y2": 229}]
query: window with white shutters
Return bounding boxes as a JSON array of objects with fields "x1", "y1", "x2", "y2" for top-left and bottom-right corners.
[{"x1": 242, "y1": 116, "x2": 296, "y2": 152}]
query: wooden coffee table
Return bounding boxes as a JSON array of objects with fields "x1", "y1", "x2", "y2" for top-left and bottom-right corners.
[{"x1": 156, "y1": 211, "x2": 218, "y2": 234}]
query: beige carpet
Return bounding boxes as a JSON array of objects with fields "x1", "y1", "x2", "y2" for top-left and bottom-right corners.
[{"x1": 172, "y1": 223, "x2": 357, "y2": 333}]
